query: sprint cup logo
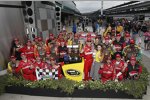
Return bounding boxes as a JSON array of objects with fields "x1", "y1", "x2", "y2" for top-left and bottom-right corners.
[{"x1": 66, "y1": 69, "x2": 81, "y2": 76}]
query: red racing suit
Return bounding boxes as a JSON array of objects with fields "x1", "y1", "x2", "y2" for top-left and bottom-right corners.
[
  {"x1": 99, "y1": 63, "x2": 115, "y2": 83},
  {"x1": 34, "y1": 61, "x2": 47, "y2": 69},
  {"x1": 20, "y1": 45, "x2": 35, "y2": 59},
  {"x1": 83, "y1": 44, "x2": 93, "y2": 81},
  {"x1": 15, "y1": 58, "x2": 36, "y2": 81},
  {"x1": 112, "y1": 60, "x2": 125, "y2": 81}
]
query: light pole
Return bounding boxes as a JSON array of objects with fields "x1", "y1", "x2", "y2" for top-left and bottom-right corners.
[{"x1": 101, "y1": 1, "x2": 103, "y2": 15}]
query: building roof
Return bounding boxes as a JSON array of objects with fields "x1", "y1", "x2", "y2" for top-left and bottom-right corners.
[{"x1": 55, "y1": 1, "x2": 81, "y2": 15}]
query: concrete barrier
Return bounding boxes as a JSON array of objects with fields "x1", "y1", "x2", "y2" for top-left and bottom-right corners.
[{"x1": 0, "y1": 69, "x2": 7, "y2": 76}]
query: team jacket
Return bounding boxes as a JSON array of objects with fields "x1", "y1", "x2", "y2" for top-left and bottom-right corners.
[
  {"x1": 83, "y1": 44, "x2": 93, "y2": 60},
  {"x1": 126, "y1": 63, "x2": 142, "y2": 79},
  {"x1": 15, "y1": 58, "x2": 35, "y2": 74},
  {"x1": 112, "y1": 60, "x2": 125, "y2": 74},
  {"x1": 99, "y1": 63, "x2": 115, "y2": 80}
]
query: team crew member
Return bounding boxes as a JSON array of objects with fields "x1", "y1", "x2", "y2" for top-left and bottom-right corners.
[
  {"x1": 44, "y1": 52, "x2": 51, "y2": 68},
  {"x1": 34, "y1": 56, "x2": 47, "y2": 69},
  {"x1": 73, "y1": 34, "x2": 79, "y2": 45},
  {"x1": 32, "y1": 36, "x2": 39, "y2": 46},
  {"x1": 99, "y1": 56, "x2": 115, "y2": 83},
  {"x1": 58, "y1": 39, "x2": 68, "y2": 62},
  {"x1": 123, "y1": 33, "x2": 131, "y2": 48},
  {"x1": 126, "y1": 56, "x2": 142, "y2": 80},
  {"x1": 7, "y1": 56, "x2": 19, "y2": 75},
  {"x1": 113, "y1": 34, "x2": 124, "y2": 59},
  {"x1": 50, "y1": 57, "x2": 63, "y2": 79},
  {"x1": 116, "y1": 23, "x2": 123, "y2": 34},
  {"x1": 123, "y1": 39, "x2": 141, "y2": 61},
  {"x1": 15, "y1": 53, "x2": 36, "y2": 81},
  {"x1": 112, "y1": 54, "x2": 127, "y2": 81},
  {"x1": 67, "y1": 34, "x2": 73, "y2": 45},
  {"x1": 103, "y1": 36, "x2": 114, "y2": 58},
  {"x1": 34, "y1": 37, "x2": 49, "y2": 59},
  {"x1": 81, "y1": 37, "x2": 93, "y2": 81},
  {"x1": 20, "y1": 40, "x2": 35, "y2": 59}
]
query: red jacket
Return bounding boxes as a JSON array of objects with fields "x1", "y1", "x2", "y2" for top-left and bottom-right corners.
[
  {"x1": 15, "y1": 58, "x2": 35, "y2": 74},
  {"x1": 99, "y1": 63, "x2": 115, "y2": 80},
  {"x1": 34, "y1": 61, "x2": 47, "y2": 69},
  {"x1": 20, "y1": 45, "x2": 35, "y2": 59},
  {"x1": 83, "y1": 45, "x2": 93, "y2": 60},
  {"x1": 112, "y1": 60, "x2": 125, "y2": 74}
]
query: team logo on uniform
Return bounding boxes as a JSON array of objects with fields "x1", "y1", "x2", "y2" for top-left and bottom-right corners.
[{"x1": 66, "y1": 69, "x2": 81, "y2": 76}]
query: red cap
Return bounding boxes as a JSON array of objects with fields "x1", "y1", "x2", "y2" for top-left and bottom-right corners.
[
  {"x1": 59, "y1": 32, "x2": 63, "y2": 35},
  {"x1": 21, "y1": 53, "x2": 26, "y2": 56},
  {"x1": 50, "y1": 57, "x2": 55, "y2": 61},
  {"x1": 49, "y1": 33, "x2": 54, "y2": 37},
  {"x1": 58, "y1": 34, "x2": 62, "y2": 38},
  {"x1": 14, "y1": 38, "x2": 19, "y2": 41},
  {"x1": 105, "y1": 36, "x2": 109, "y2": 40},
  {"x1": 116, "y1": 34, "x2": 121, "y2": 37},
  {"x1": 112, "y1": 30, "x2": 115, "y2": 33},
  {"x1": 74, "y1": 34, "x2": 78, "y2": 38},
  {"x1": 107, "y1": 56, "x2": 112, "y2": 60},
  {"x1": 125, "y1": 33, "x2": 130, "y2": 37},
  {"x1": 130, "y1": 56, "x2": 136, "y2": 61},
  {"x1": 36, "y1": 56, "x2": 41, "y2": 59},
  {"x1": 95, "y1": 36, "x2": 99, "y2": 39},
  {"x1": 46, "y1": 52, "x2": 51, "y2": 55},
  {"x1": 10, "y1": 56, "x2": 16, "y2": 59},
  {"x1": 116, "y1": 54, "x2": 121, "y2": 58},
  {"x1": 130, "y1": 39, "x2": 135, "y2": 44},
  {"x1": 50, "y1": 35, "x2": 54, "y2": 39},
  {"x1": 27, "y1": 40, "x2": 31, "y2": 43},
  {"x1": 87, "y1": 37, "x2": 91, "y2": 42},
  {"x1": 87, "y1": 33, "x2": 91, "y2": 37},
  {"x1": 60, "y1": 39, "x2": 65, "y2": 43},
  {"x1": 34, "y1": 36, "x2": 38, "y2": 40},
  {"x1": 38, "y1": 37, "x2": 42, "y2": 41}
]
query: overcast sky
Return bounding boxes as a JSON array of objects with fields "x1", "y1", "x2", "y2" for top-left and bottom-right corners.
[{"x1": 74, "y1": 1, "x2": 129, "y2": 13}]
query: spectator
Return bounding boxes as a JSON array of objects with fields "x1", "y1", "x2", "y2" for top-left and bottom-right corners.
[
  {"x1": 72, "y1": 21, "x2": 77, "y2": 34},
  {"x1": 144, "y1": 31, "x2": 149, "y2": 50},
  {"x1": 132, "y1": 23, "x2": 139, "y2": 41}
]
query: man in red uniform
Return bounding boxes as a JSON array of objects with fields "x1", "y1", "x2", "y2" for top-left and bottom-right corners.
[
  {"x1": 123, "y1": 33, "x2": 131, "y2": 49},
  {"x1": 15, "y1": 53, "x2": 36, "y2": 81},
  {"x1": 20, "y1": 40, "x2": 35, "y2": 59},
  {"x1": 126, "y1": 56, "x2": 142, "y2": 80},
  {"x1": 44, "y1": 52, "x2": 51, "y2": 69},
  {"x1": 81, "y1": 37, "x2": 93, "y2": 81},
  {"x1": 50, "y1": 57, "x2": 63, "y2": 79},
  {"x1": 33, "y1": 36, "x2": 39, "y2": 46},
  {"x1": 99, "y1": 56, "x2": 115, "y2": 83},
  {"x1": 112, "y1": 54, "x2": 127, "y2": 81},
  {"x1": 46, "y1": 33, "x2": 55, "y2": 45},
  {"x1": 111, "y1": 29, "x2": 116, "y2": 36},
  {"x1": 34, "y1": 56, "x2": 47, "y2": 69}
]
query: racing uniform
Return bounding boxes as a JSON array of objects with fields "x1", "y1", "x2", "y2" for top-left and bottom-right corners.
[
  {"x1": 15, "y1": 58, "x2": 36, "y2": 81},
  {"x1": 112, "y1": 60, "x2": 125, "y2": 81},
  {"x1": 83, "y1": 44, "x2": 93, "y2": 81},
  {"x1": 99, "y1": 63, "x2": 115, "y2": 83}
]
